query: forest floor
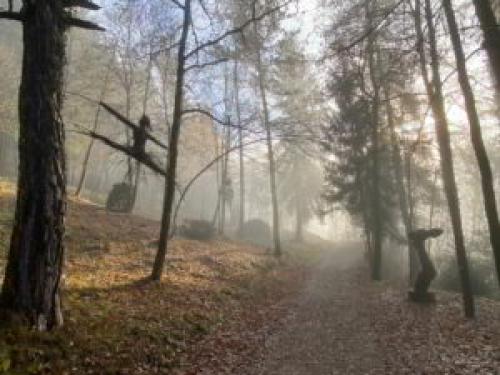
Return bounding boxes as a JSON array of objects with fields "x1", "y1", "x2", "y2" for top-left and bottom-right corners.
[
  {"x1": 0, "y1": 182, "x2": 316, "y2": 374},
  {"x1": 1, "y1": 182, "x2": 500, "y2": 374},
  {"x1": 177, "y1": 244, "x2": 500, "y2": 375}
]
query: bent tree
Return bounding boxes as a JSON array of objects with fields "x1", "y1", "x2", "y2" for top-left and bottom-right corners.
[
  {"x1": 150, "y1": 0, "x2": 289, "y2": 280},
  {"x1": 0, "y1": 0, "x2": 102, "y2": 330}
]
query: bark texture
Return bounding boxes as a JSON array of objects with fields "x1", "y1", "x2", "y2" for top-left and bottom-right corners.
[
  {"x1": 472, "y1": 0, "x2": 500, "y2": 94},
  {"x1": 1, "y1": 0, "x2": 67, "y2": 330}
]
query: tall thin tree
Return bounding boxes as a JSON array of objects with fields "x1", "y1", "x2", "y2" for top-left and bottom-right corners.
[
  {"x1": 413, "y1": 0, "x2": 474, "y2": 317},
  {"x1": 443, "y1": 0, "x2": 500, "y2": 288}
]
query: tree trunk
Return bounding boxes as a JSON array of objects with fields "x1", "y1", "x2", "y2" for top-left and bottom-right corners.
[
  {"x1": 414, "y1": 0, "x2": 475, "y2": 317},
  {"x1": 131, "y1": 54, "x2": 154, "y2": 211},
  {"x1": 131, "y1": 161, "x2": 141, "y2": 210},
  {"x1": 234, "y1": 60, "x2": 245, "y2": 235},
  {"x1": 254, "y1": 41, "x2": 281, "y2": 257},
  {"x1": 257, "y1": 67, "x2": 281, "y2": 257},
  {"x1": 366, "y1": 15, "x2": 383, "y2": 281},
  {"x1": 151, "y1": 0, "x2": 191, "y2": 281},
  {"x1": 75, "y1": 62, "x2": 113, "y2": 197},
  {"x1": 384, "y1": 85, "x2": 417, "y2": 284},
  {"x1": 219, "y1": 118, "x2": 231, "y2": 235},
  {"x1": 295, "y1": 197, "x2": 303, "y2": 242},
  {"x1": 472, "y1": 0, "x2": 500, "y2": 94},
  {"x1": 443, "y1": 0, "x2": 500, "y2": 288},
  {"x1": 0, "y1": 0, "x2": 67, "y2": 330}
]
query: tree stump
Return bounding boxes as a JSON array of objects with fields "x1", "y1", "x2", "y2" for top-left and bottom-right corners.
[{"x1": 408, "y1": 228, "x2": 443, "y2": 303}]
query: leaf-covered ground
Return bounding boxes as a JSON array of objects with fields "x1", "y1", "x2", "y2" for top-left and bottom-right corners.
[
  {"x1": 0, "y1": 184, "x2": 312, "y2": 374},
  {"x1": 222, "y1": 245, "x2": 500, "y2": 375},
  {"x1": 2, "y1": 181, "x2": 500, "y2": 374}
]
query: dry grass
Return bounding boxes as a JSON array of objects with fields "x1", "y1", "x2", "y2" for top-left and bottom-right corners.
[{"x1": 0, "y1": 182, "x2": 308, "y2": 374}]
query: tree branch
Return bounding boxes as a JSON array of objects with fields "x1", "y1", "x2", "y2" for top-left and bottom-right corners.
[
  {"x1": 181, "y1": 108, "x2": 248, "y2": 131},
  {"x1": 65, "y1": 16, "x2": 105, "y2": 31},
  {"x1": 168, "y1": 0, "x2": 185, "y2": 9},
  {"x1": 184, "y1": 57, "x2": 229, "y2": 72},
  {"x1": 184, "y1": 2, "x2": 290, "y2": 59},
  {"x1": 324, "y1": 0, "x2": 405, "y2": 59},
  {"x1": 99, "y1": 101, "x2": 169, "y2": 150},
  {"x1": 63, "y1": 0, "x2": 100, "y2": 10},
  {"x1": 0, "y1": 11, "x2": 23, "y2": 22},
  {"x1": 72, "y1": 126, "x2": 168, "y2": 177}
]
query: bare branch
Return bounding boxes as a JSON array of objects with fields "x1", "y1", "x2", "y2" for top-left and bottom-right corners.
[
  {"x1": 71, "y1": 125, "x2": 168, "y2": 177},
  {"x1": 323, "y1": 0, "x2": 405, "y2": 60},
  {"x1": 167, "y1": 0, "x2": 185, "y2": 9},
  {"x1": 182, "y1": 108, "x2": 232, "y2": 128},
  {"x1": 184, "y1": 57, "x2": 229, "y2": 72},
  {"x1": 65, "y1": 16, "x2": 105, "y2": 31},
  {"x1": 99, "y1": 101, "x2": 169, "y2": 150},
  {"x1": 63, "y1": 0, "x2": 100, "y2": 10},
  {"x1": 184, "y1": 1, "x2": 290, "y2": 59},
  {"x1": 0, "y1": 11, "x2": 23, "y2": 22},
  {"x1": 100, "y1": 102, "x2": 138, "y2": 131}
]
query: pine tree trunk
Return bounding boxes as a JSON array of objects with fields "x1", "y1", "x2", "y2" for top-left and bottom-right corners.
[
  {"x1": 443, "y1": 0, "x2": 500, "y2": 288},
  {"x1": 0, "y1": 0, "x2": 67, "y2": 330},
  {"x1": 414, "y1": 0, "x2": 475, "y2": 318},
  {"x1": 472, "y1": 0, "x2": 500, "y2": 94},
  {"x1": 151, "y1": 0, "x2": 191, "y2": 281}
]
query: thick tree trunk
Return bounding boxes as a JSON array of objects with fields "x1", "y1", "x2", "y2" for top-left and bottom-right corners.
[
  {"x1": 151, "y1": 0, "x2": 191, "y2": 281},
  {"x1": 414, "y1": 0, "x2": 475, "y2": 317},
  {"x1": 472, "y1": 0, "x2": 500, "y2": 94},
  {"x1": 0, "y1": 0, "x2": 67, "y2": 330},
  {"x1": 443, "y1": 0, "x2": 500, "y2": 288}
]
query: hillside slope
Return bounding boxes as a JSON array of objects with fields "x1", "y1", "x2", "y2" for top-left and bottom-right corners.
[{"x1": 0, "y1": 183, "x2": 310, "y2": 374}]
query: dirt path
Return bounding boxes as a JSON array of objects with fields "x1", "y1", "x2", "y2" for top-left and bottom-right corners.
[
  {"x1": 243, "y1": 243, "x2": 386, "y2": 375},
  {"x1": 177, "y1": 240, "x2": 500, "y2": 374}
]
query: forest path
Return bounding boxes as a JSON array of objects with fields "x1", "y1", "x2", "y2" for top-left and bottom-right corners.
[{"x1": 243, "y1": 242, "x2": 385, "y2": 375}]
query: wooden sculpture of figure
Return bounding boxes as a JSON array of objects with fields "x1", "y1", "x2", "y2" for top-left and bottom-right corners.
[
  {"x1": 75, "y1": 102, "x2": 170, "y2": 213},
  {"x1": 408, "y1": 228, "x2": 443, "y2": 303},
  {"x1": 81, "y1": 101, "x2": 169, "y2": 177}
]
